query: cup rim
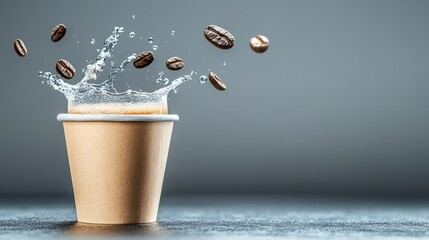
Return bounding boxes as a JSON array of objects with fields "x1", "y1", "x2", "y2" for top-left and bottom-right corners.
[{"x1": 57, "y1": 114, "x2": 179, "y2": 122}]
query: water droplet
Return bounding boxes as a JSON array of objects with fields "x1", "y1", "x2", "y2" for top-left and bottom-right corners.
[
  {"x1": 41, "y1": 81, "x2": 44, "y2": 84},
  {"x1": 223, "y1": 62, "x2": 227, "y2": 66},
  {"x1": 126, "y1": 89, "x2": 132, "y2": 95},
  {"x1": 199, "y1": 75, "x2": 208, "y2": 84},
  {"x1": 90, "y1": 38, "x2": 96, "y2": 44},
  {"x1": 110, "y1": 61, "x2": 115, "y2": 69},
  {"x1": 38, "y1": 71, "x2": 43, "y2": 77},
  {"x1": 156, "y1": 72, "x2": 164, "y2": 84},
  {"x1": 132, "y1": 15, "x2": 135, "y2": 19},
  {"x1": 163, "y1": 78, "x2": 169, "y2": 85},
  {"x1": 152, "y1": 45, "x2": 158, "y2": 51},
  {"x1": 129, "y1": 32, "x2": 135, "y2": 38},
  {"x1": 148, "y1": 37, "x2": 153, "y2": 44},
  {"x1": 171, "y1": 30, "x2": 175, "y2": 36},
  {"x1": 173, "y1": 88, "x2": 178, "y2": 94},
  {"x1": 81, "y1": 68, "x2": 85, "y2": 73},
  {"x1": 76, "y1": 40, "x2": 80, "y2": 44}
]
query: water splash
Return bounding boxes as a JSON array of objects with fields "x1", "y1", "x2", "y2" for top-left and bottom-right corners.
[
  {"x1": 90, "y1": 39, "x2": 96, "y2": 44},
  {"x1": 38, "y1": 27, "x2": 193, "y2": 114}
]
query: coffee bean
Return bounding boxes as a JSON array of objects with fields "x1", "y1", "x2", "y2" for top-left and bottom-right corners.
[
  {"x1": 204, "y1": 25, "x2": 235, "y2": 50},
  {"x1": 250, "y1": 35, "x2": 269, "y2": 53},
  {"x1": 56, "y1": 59, "x2": 76, "y2": 79},
  {"x1": 208, "y1": 72, "x2": 226, "y2": 91},
  {"x1": 13, "y1": 39, "x2": 27, "y2": 57},
  {"x1": 51, "y1": 24, "x2": 67, "y2": 42},
  {"x1": 166, "y1": 56, "x2": 184, "y2": 70},
  {"x1": 133, "y1": 51, "x2": 154, "y2": 69}
]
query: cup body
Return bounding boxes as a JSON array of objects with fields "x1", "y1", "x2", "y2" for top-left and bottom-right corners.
[{"x1": 57, "y1": 114, "x2": 179, "y2": 224}]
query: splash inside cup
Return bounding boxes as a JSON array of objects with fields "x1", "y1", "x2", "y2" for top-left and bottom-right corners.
[
  {"x1": 57, "y1": 112, "x2": 178, "y2": 224},
  {"x1": 44, "y1": 26, "x2": 193, "y2": 224}
]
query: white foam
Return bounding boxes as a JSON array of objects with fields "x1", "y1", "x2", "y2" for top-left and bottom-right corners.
[
  {"x1": 57, "y1": 114, "x2": 179, "y2": 122},
  {"x1": 68, "y1": 102, "x2": 168, "y2": 114}
]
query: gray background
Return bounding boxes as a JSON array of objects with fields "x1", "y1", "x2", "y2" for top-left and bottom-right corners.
[{"x1": 0, "y1": 0, "x2": 428, "y2": 198}]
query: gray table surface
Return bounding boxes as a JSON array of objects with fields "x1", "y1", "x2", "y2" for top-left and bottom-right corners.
[{"x1": 1, "y1": 196, "x2": 429, "y2": 239}]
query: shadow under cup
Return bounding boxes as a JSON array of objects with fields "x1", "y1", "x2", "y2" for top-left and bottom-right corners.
[{"x1": 57, "y1": 114, "x2": 179, "y2": 224}]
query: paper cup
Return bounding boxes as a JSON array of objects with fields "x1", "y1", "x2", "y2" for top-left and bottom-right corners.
[{"x1": 57, "y1": 114, "x2": 179, "y2": 224}]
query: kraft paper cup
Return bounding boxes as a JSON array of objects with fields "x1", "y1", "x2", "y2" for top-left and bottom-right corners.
[{"x1": 57, "y1": 114, "x2": 179, "y2": 224}]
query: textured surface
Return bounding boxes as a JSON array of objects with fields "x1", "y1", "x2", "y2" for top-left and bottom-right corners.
[{"x1": 1, "y1": 197, "x2": 429, "y2": 239}]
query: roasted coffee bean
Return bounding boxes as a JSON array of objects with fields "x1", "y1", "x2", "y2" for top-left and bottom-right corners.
[
  {"x1": 51, "y1": 24, "x2": 67, "y2": 42},
  {"x1": 250, "y1": 35, "x2": 269, "y2": 53},
  {"x1": 13, "y1": 39, "x2": 27, "y2": 57},
  {"x1": 208, "y1": 72, "x2": 226, "y2": 91},
  {"x1": 56, "y1": 59, "x2": 76, "y2": 79},
  {"x1": 166, "y1": 56, "x2": 184, "y2": 70},
  {"x1": 133, "y1": 51, "x2": 154, "y2": 69},
  {"x1": 204, "y1": 25, "x2": 235, "y2": 49}
]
